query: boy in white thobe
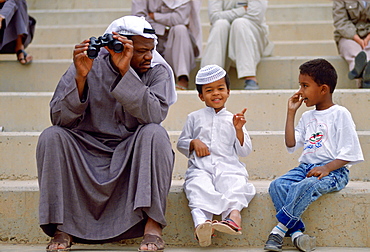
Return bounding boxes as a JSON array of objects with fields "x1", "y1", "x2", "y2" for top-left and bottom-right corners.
[{"x1": 177, "y1": 65, "x2": 256, "y2": 247}]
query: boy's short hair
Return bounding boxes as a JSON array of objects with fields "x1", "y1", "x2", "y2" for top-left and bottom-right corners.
[
  {"x1": 299, "y1": 58, "x2": 337, "y2": 93},
  {"x1": 196, "y1": 73, "x2": 231, "y2": 94}
]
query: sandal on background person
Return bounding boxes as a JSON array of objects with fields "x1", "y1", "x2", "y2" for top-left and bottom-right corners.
[{"x1": 16, "y1": 49, "x2": 33, "y2": 65}]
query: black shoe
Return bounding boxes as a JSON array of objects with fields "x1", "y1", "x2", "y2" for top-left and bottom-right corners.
[
  {"x1": 348, "y1": 51, "x2": 367, "y2": 80},
  {"x1": 362, "y1": 61, "x2": 370, "y2": 81},
  {"x1": 293, "y1": 234, "x2": 316, "y2": 252},
  {"x1": 362, "y1": 80, "x2": 370, "y2": 88},
  {"x1": 264, "y1": 233, "x2": 283, "y2": 252}
]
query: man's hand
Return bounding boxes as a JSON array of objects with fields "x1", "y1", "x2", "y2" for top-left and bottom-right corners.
[
  {"x1": 73, "y1": 39, "x2": 94, "y2": 79},
  {"x1": 190, "y1": 139, "x2": 210, "y2": 157},
  {"x1": 73, "y1": 39, "x2": 94, "y2": 98},
  {"x1": 106, "y1": 32, "x2": 134, "y2": 76}
]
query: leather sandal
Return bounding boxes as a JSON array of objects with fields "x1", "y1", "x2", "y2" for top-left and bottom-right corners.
[
  {"x1": 46, "y1": 230, "x2": 73, "y2": 252},
  {"x1": 16, "y1": 49, "x2": 33, "y2": 65},
  {"x1": 138, "y1": 234, "x2": 165, "y2": 251}
]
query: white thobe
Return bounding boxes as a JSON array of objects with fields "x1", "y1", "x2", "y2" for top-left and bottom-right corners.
[
  {"x1": 201, "y1": 0, "x2": 273, "y2": 79},
  {"x1": 177, "y1": 107, "x2": 256, "y2": 224}
]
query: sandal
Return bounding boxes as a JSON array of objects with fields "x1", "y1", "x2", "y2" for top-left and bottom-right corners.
[
  {"x1": 212, "y1": 218, "x2": 242, "y2": 235},
  {"x1": 175, "y1": 83, "x2": 188, "y2": 90},
  {"x1": 194, "y1": 220, "x2": 213, "y2": 247},
  {"x1": 16, "y1": 49, "x2": 33, "y2": 65},
  {"x1": 138, "y1": 234, "x2": 165, "y2": 252},
  {"x1": 46, "y1": 230, "x2": 73, "y2": 252}
]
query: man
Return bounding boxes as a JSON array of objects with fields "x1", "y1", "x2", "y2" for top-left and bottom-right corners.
[
  {"x1": 201, "y1": 0, "x2": 273, "y2": 90},
  {"x1": 132, "y1": 0, "x2": 202, "y2": 90},
  {"x1": 37, "y1": 16, "x2": 176, "y2": 251}
]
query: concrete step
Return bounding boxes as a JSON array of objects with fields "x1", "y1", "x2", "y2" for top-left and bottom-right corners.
[
  {"x1": 1, "y1": 90, "x2": 370, "y2": 132},
  {"x1": 0, "y1": 245, "x2": 369, "y2": 252},
  {"x1": 27, "y1": 0, "x2": 131, "y2": 10},
  {"x1": 28, "y1": 4, "x2": 333, "y2": 26},
  {"x1": 29, "y1": 8, "x2": 131, "y2": 26},
  {"x1": 28, "y1": 20, "x2": 334, "y2": 46},
  {"x1": 0, "y1": 39, "x2": 340, "y2": 61},
  {"x1": 0, "y1": 179, "x2": 369, "y2": 247},
  {"x1": 1, "y1": 131, "x2": 369, "y2": 181},
  {"x1": 271, "y1": 40, "x2": 338, "y2": 57},
  {"x1": 0, "y1": 56, "x2": 356, "y2": 92},
  {"x1": 266, "y1": 3, "x2": 332, "y2": 22}
]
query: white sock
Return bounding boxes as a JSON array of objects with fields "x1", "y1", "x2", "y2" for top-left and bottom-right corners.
[
  {"x1": 271, "y1": 222, "x2": 288, "y2": 238},
  {"x1": 291, "y1": 230, "x2": 304, "y2": 242}
]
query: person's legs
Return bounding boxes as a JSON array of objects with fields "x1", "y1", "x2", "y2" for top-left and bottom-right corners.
[
  {"x1": 201, "y1": 19, "x2": 230, "y2": 68},
  {"x1": 338, "y1": 38, "x2": 365, "y2": 71},
  {"x1": 135, "y1": 124, "x2": 174, "y2": 251},
  {"x1": 275, "y1": 166, "x2": 349, "y2": 231},
  {"x1": 163, "y1": 24, "x2": 195, "y2": 89},
  {"x1": 229, "y1": 18, "x2": 263, "y2": 89},
  {"x1": 265, "y1": 164, "x2": 349, "y2": 251},
  {"x1": 15, "y1": 34, "x2": 33, "y2": 64}
]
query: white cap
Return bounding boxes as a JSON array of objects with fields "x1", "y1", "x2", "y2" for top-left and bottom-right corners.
[
  {"x1": 195, "y1": 64, "x2": 226, "y2": 85},
  {"x1": 104, "y1": 16, "x2": 157, "y2": 40}
]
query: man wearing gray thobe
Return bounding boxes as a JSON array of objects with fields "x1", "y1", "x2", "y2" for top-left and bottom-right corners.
[
  {"x1": 36, "y1": 16, "x2": 176, "y2": 251},
  {"x1": 201, "y1": 0, "x2": 273, "y2": 90},
  {"x1": 132, "y1": 0, "x2": 202, "y2": 90}
]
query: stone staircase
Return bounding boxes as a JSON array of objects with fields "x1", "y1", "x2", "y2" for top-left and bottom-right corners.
[{"x1": 0, "y1": 0, "x2": 369, "y2": 249}]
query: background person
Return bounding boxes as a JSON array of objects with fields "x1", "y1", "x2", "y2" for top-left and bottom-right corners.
[
  {"x1": 132, "y1": 0, "x2": 202, "y2": 90},
  {"x1": 333, "y1": 0, "x2": 370, "y2": 88},
  {"x1": 201, "y1": 0, "x2": 273, "y2": 90},
  {"x1": 0, "y1": 0, "x2": 35, "y2": 64}
]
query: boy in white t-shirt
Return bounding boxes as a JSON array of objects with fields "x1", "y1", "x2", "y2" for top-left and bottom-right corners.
[
  {"x1": 264, "y1": 59, "x2": 364, "y2": 252},
  {"x1": 177, "y1": 65, "x2": 256, "y2": 247}
]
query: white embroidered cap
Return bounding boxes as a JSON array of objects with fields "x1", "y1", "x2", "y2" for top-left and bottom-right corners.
[
  {"x1": 104, "y1": 15, "x2": 157, "y2": 39},
  {"x1": 195, "y1": 64, "x2": 226, "y2": 85}
]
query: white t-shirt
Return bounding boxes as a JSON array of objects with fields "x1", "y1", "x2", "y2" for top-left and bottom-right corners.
[{"x1": 289, "y1": 105, "x2": 364, "y2": 166}]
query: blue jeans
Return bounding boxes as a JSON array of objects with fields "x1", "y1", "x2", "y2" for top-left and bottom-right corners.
[{"x1": 269, "y1": 163, "x2": 349, "y2": 234}]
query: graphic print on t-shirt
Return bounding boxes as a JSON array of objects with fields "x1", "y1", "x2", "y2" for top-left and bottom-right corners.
[{"x1": 303, "y1": 119, "x2": 328, "y2": 154}]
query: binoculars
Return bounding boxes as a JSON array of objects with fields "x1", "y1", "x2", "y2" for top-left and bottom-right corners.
[{"x1": 87, "y1": 33, "x2": 124, "y2": 59}]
